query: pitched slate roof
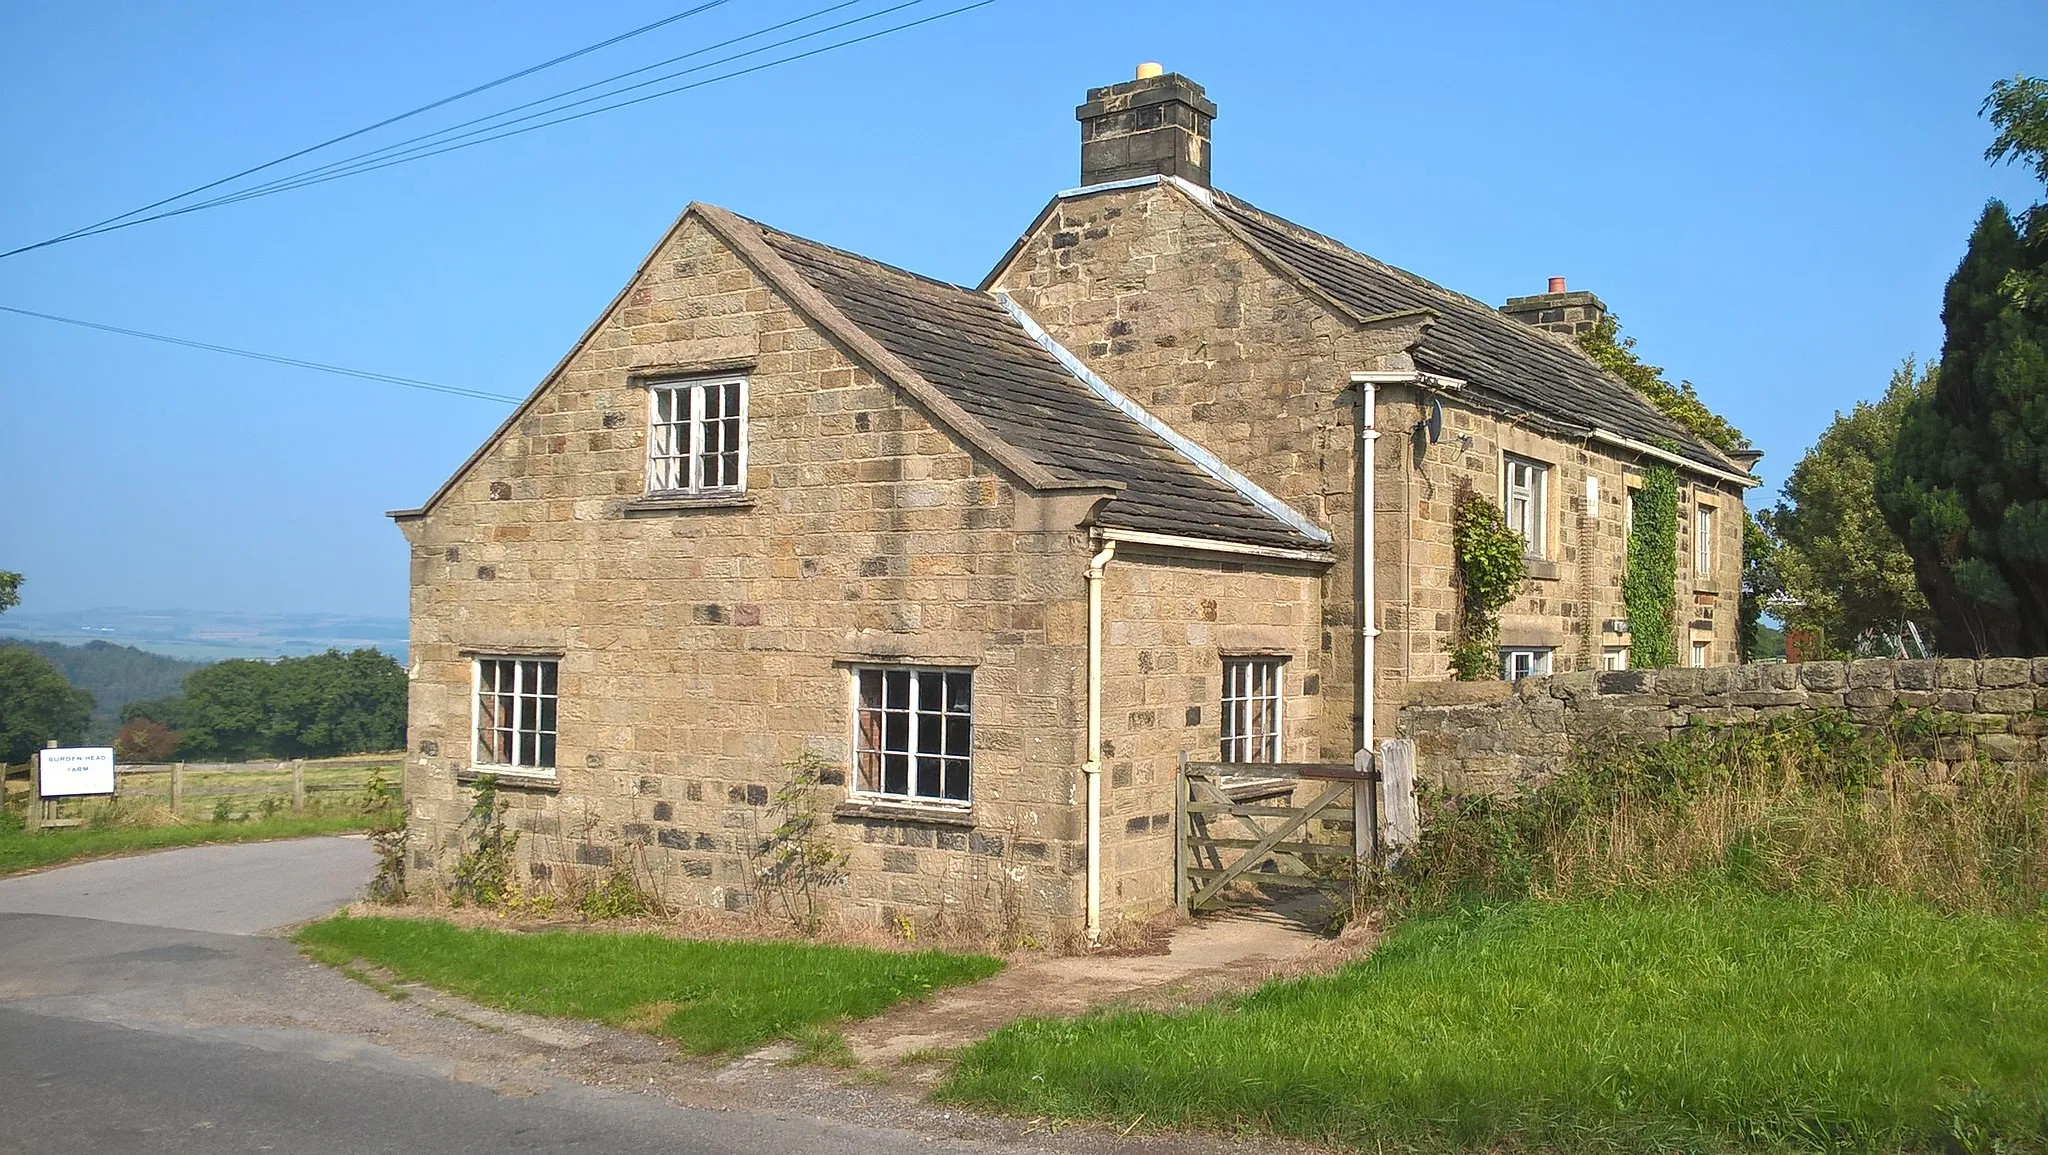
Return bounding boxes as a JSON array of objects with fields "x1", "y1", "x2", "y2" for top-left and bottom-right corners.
[
  {"x1": 738, "y1": 215, "x2": 1325, "y2": 552},
  {"x1": 1208, "y1": 191, "x2": 1744, "y2": 476}
]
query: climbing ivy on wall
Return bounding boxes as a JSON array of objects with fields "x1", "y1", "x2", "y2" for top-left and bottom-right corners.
[
  {"x1": 1625, "y1": 463, "x2": 1681, "y2": 668},
  {"x1": 1450, "y1": 495, "x2": 1529, "y2": 680}
]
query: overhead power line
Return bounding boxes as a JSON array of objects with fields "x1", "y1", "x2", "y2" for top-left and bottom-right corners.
[
  {"x1": 0, "y1": 304, "x2": 520, "y2": 404},
  {"x1": 0, "y1": 0, "x2": 737, "y2": 261},
  {"x1": 1, "y1": 0, "x2": 1000, "y2": 260}
]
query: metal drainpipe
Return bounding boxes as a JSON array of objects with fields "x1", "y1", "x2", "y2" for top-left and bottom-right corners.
[
  {"x1": 1083, "y1": 539, "x2": 1117, "y2": 946},
  {"x1": 1357, "y1": 379, "x2": 1380, "y2": 757}
]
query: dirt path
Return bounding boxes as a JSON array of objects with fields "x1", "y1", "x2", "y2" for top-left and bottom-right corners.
[{"x1": 841, "y1": 908, "x2": 1339, "y2": 1068}]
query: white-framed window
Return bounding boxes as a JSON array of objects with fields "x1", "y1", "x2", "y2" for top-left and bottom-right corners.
[
  {"x1": 473, "y1": 657, "x2": 558, "y2": 773},
  {"x1": 1221, "y1": 658, "x2": 1284, "y2": 764},
  {"x1": 1691, "y1": 641, "x2": 1710, "y2": 668},
  {"x1": 1503, "y1": 455, "x2": 1548, "y2": 557},
  {"x1": 1623, "y1": 488, "x2": 1637, "y2": 557},
  {"x1": 853, "y1": 667, "x2": 973, "y2": 804},
  {"x1": 1695, "y1": 502, "x2": 1715, "y2": 576},
  {"x1": 647, "y1": 375, "x2": 747, "y2": 495},
  {"x1": 1501, "y1": 647, "x2": 1554, "y2": 681},
  {"x1": 1602, "y1": 646, "x2": 1630, "y2": 672}
]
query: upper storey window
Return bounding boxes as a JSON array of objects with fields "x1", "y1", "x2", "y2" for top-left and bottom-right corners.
[
  {"x1": 648, "y1": 375, "x2": 747, "y2": 495},
  {"x1": 1503, "y1": 455, "x2": 1548, "y2": 557}
]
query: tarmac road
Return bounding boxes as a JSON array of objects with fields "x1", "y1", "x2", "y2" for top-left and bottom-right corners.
[{"x1": 0, "y1": 838, "x2": 1013, "y2": 1155}]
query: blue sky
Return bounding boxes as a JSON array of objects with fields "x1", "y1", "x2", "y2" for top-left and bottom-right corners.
[{"x1": 2, "y1": 0, "x2": 2042, "y2": 619}]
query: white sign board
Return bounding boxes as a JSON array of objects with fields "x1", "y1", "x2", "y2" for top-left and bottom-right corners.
[{"x1": 38, "y1": 747, "x2": 116, "y2": 798}]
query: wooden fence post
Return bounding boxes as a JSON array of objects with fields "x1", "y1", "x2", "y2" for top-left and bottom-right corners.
[
  {"x1": 170, "y1": 762, "x2": 184, "y2": 819},
  {"x1": 1174, "y1": 752, "x2": 1190, "y2": 916},
  {"x1": 291, "y1": 760, "x2": 305, "y2": 815},
  {"x1": 27, "y1": 746, "x2": 44, "y2": 834},
  {"x1": 1353, "y1": 746, "x2": 1379, "y2": 863},
  {"x1": 1377, "y1": 738, "x2": 1419, "y2": 858}
]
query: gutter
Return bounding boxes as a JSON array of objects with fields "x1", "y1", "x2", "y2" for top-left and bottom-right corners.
[
  {"x1": 1590, "y1": 428, "x2": 1761, "y2": 489},
  {"x1": 1082, "y1": 540, "x2": 1117, "y2": 946},
  {"x1": 1091, "y1": 528, "x2": 1331, "y2": 563}
]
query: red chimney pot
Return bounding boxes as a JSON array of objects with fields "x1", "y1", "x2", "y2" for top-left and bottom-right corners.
[{"x1": 1547, "y1": 276, "x2": 1567, "y2": 294}]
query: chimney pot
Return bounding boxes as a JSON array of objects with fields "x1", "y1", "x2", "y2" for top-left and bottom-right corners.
[
  {"x1": 1135, "y1": 61, "x2": 1163, "y2": 79},
  {"x1": 1548, "y1": 276, "x2": 1567, "y2": 294}
]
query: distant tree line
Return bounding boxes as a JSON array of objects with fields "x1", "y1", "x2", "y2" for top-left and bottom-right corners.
[
  {"x1": 123, "y1": 648, "x2": 407, "y2": 762},
  {"x1": 0, "y1": 573, "x2": 407, "y2": 765}
]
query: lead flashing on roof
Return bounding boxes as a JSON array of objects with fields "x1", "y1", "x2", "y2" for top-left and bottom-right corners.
[
  {"x1": 994, "y1": 292, "x2": 1333, "y2": 547},
  {"x1": 1052, "y1": 173, "x2": 1215, "y2": 206}
]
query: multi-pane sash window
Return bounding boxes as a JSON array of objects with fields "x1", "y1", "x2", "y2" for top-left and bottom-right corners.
[
  {"x1": 1692, "y1": 641, "x2": 1710, "y2": 668},
  {"x1": 647, "y1": 376, "x2": 746, "y2": 494},
  {"x1": 474, "y1": 658, "x2": 558, "y2": 772},
  {"x1": 1221, "y1": 658, "x2": 1283, "y2": 764},
  {"x1": 1501, "y1": 647, "x2": 1554, "y2": 681},
  {"x1": 854, "y1": 667, "x2": 972, "y2": 804},
  {"x1": 1503, "y1": 456, "x2": 1548, "y2": 557},
  {"x1": 1695, "y1": 503, "x2": 1715, "y2": 576}
]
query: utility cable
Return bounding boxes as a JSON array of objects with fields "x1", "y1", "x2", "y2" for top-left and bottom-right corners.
[
  {"x1": 0, "y1": 0, "x2": 736, "y2": 261},
  {"x1": 0, "y1": 304, "x2": 519, "y2": 404},
  {"x1": 14, "y1": 1, "x2": 995, "y2": 247}
]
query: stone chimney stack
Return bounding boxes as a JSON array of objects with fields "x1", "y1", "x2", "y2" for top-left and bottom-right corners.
[
  {"x1": 1077, "y1": 64, "x2": 1216, "y2": 189},
  {"x1": 1500, "y1": 277, "x2": 1608, "y2": 337}
]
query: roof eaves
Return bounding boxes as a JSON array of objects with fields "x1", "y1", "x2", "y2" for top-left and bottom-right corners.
[{"x1": 994, "y1": 291, "x2": 1332, "y2": 548}]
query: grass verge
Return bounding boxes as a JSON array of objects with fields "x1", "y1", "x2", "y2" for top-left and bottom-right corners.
[
  {"x1": 294, "y1": 914, "x2": 1003, "y2": 1055},
  {"x1": 944, "y1": 888, "x2": 2048, "y2": 1152},
  {"x1": 0, "y1": 811, "x2": 374, "y2": 877}
]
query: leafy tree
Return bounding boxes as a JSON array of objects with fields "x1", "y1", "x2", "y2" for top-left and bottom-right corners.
[
  {"x1": 1878, "y1": 78, "x2": 2048, "y2": 656},
  {"x1": 124, "y1": 648, "x2": 405, "y2": 760},
  {"x1": 0, "y1": 571, "x2": 19, "y2": 616},
  {"x1": 0, "y1": 648, "x2": 94, "y2": 765},
  {"x1": 1766, "y1": 360, "x2": 1933, "y2": 655},
  {"x1": 113, "y1": 718, "x2": 181, "y2": 762},
  {"x1": 1578, "y1": 316, "x2": 1750, "y2": 456},
  {"x1": 1738, "y1": 510, "x2": 1783, "y2": 662}
]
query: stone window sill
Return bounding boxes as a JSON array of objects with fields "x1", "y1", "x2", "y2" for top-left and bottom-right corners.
[
  {"x1": 833, "y1": 798, "x2": 976, "y2": 827},
  {"x1": 1524, "y1": 558, "x2": 1563, "y2": 582},
  {"x1": 622, "y1": 492, "x2": 755, "y2": 516},
  {"x1": 456, "y1": 768, "x2": 561, "y2": 793},
  {"x1": 1693, "y1": 580, "x2": 1723, "y2": 596}
]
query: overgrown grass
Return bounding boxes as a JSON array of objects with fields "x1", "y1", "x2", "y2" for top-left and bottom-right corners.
[
  {"x1": 294, "y1": 914, "x2": 1003, "y2": 1054},
  {"x1": 0, "y1": 809, "x2": 375, "y2": 877},
  {"x1": 947, "y1": 713, "x2": 2048, "y2": 1152},
  {"x1": 945, "y1": 888, "x2": 2048, "y2": 1152}
]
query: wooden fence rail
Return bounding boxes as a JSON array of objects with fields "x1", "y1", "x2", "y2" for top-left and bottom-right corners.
[{"x1": 9, "y1": 754, "x2": 401, "y2": 833}]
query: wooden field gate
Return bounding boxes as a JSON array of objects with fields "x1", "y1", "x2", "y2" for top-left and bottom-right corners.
[{"x1": 1175, "y1": 740, "x2": 1417, "y2": 913}]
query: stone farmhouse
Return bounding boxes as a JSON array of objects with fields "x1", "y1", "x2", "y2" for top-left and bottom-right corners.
[{"x1": 391, "y1": 66, "x2": 1760, "y2": 940}]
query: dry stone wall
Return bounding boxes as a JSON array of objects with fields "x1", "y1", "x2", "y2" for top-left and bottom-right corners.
[{"x1": 1397, "y1": 658, "x2": 2048, "y2": 793}]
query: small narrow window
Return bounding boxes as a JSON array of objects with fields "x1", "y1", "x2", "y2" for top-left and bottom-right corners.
[
  {"x1": 1695, "y1": 503, "x2": 1715, "y2": 576},
  {"x1": 1500, "y1": 647, "x2": 1554, "y2": 681},
  {"x1": 1602, "y1": 646, "x2": 1630, "y2": 672},
  {"x1": 1503, "y1": 456, "x2": 1548, "y2": 557},
  {"x1": 473, "y1": 657, "x2": 558, "y2": 773},
  {"x1": 647, "y1": 375, "x2": 747, "y2": 495},
  {"x1": 853, "y1": 667, "x2": 972, "y2": 804},
  {"x1": 1691, "y1": 641, "x2": 1710, "y2": 668},
  {"x1": 1221, "y1": 658, "x2": 1284, "y2": 764}
]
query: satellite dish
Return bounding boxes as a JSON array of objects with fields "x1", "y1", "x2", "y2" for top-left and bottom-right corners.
[{"x1": 1426, "y1": 397, "x2": 1444, "y2": 444}]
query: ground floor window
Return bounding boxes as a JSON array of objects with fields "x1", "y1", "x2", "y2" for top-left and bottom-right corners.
[
  {"x1": 1501, "y1": 647, "x2": 1554, "y2": 681},
  {"x1": 474, "y1": 657, "x2": 558, "y2": 772},
  {"x1": 1221, "y1": 658, "x2": 1284, "y2": 763},
  {"x1": 853, "y1": 667, "x2": 972, "y2": 804},
  {"x1": 1602, "y1": 646, "x2": 1630, "y2": 672},
  {"x1": 1692, "y1": 641, "x2": 1710, "y2": 668}
]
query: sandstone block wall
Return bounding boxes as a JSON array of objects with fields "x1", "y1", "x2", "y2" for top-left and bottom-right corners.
[
  {"x1": 399, "y1": 213, "x2": 1101, "y2": 936},
  {"x1": 1397, "y1": 658, "x2": 2048, "y2": 793},
  {"x1": 1096, "y1": 550, "x2": 1325, "y2": 917}
]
